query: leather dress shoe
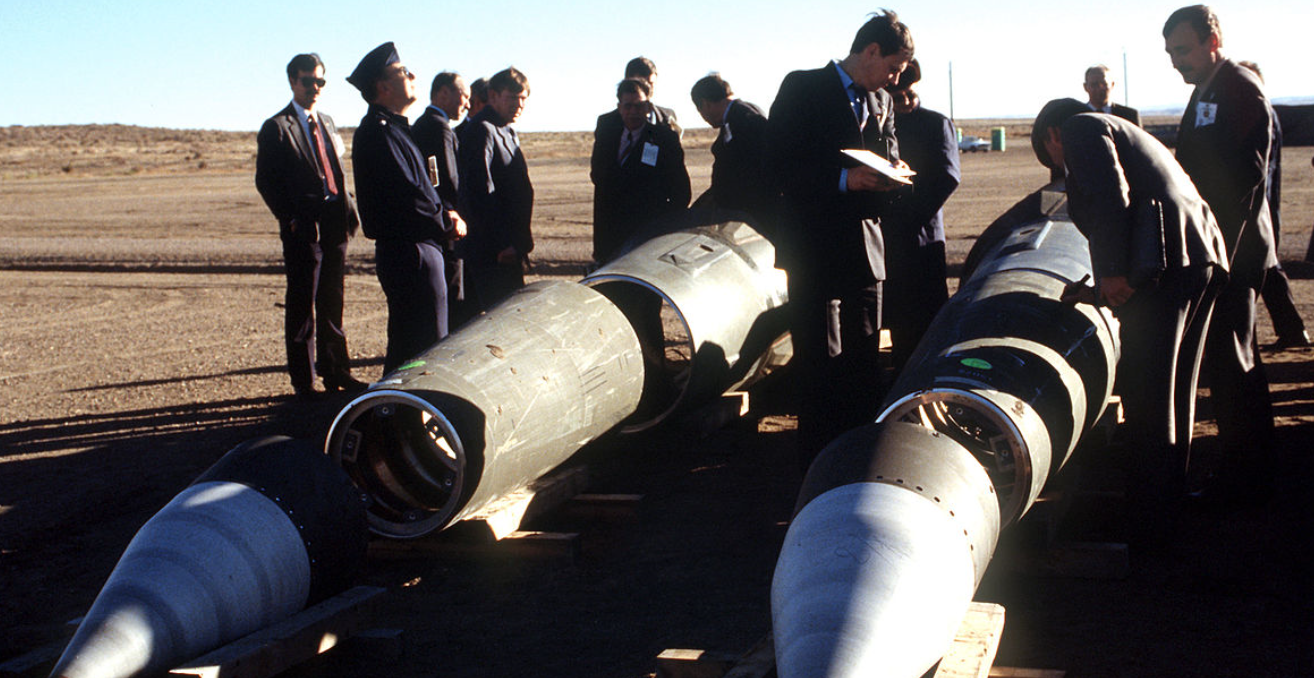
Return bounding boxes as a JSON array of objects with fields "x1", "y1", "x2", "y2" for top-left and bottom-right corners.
[
  {"x1": 1265, "y1": 331, "x2": 1311, "y2": 351},
  {"x1": 323, "y1": 375, "x2": 369, "y2": 394},
  {"x1": 293, "y1": 386, "x2": 324, "y2": 402}
]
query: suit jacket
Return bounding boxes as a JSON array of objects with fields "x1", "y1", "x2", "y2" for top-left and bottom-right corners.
[
  {"x1": 589, "y1": 120, "x2": 691, "y2": 263},
  {"x1": 707, "y1": 99, "x2": 768, "y2": 216},
  {"x1": 351, "y1": 105, "x2": 449, "y2": 243},
  {"x1": 1061, "y1": 113, "x2": 1227, "y2": 286},
  {"x1": 1088, "y1": 102, "x2": 1142, "y2": 127},
  {"x1": 255, "y1": 103, "x2": 359, "y2": 243},
  {"x1": 592, "y1": 104, "x2": 680, "y2": 151},
  {"x1": 1175, "y1": 58, "x2": 1276, "y2": 282},
  {"x1": 764, "y1": 62, "x2": 898, "y2": 291},
  {"x1": 457, "y1": 106, "x2": 534, "y2": 267},
  {"x1": 411, "y1": 105, "x2": 461, "y2": 220},
  {"x1": 886, "y1": 104, "x2": 960, "y2": 249}
]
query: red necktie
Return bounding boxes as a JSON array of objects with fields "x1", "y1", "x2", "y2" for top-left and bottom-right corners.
[{"x1": 307, "y1": 115, "x2": 339, "y2": 196}]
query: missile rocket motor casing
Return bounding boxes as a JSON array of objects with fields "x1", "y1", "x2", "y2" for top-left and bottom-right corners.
[
  {"x1": 50, "y1": 436, "x2": 368, "y2": 678},
  {"x1": 771, "y1": 194, "x2": 1122, "y2": 678},
  {"x1": 326, "y1": 279, "x2": 647, "y2": 538}
]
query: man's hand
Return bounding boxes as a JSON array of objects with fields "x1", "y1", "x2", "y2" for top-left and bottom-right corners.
[
  {"x1": 1097, "y1": 276, "x2": 1134, "y2": 307},
  {"x1": 448, "y1": 211, "x2": 467, "y2": 239},
  {"x1": 845, "y1": 164, "x2": 905, "y2": 192},
  {"x1": 496, "y1": 246, "x2": 521, "y2": 268}
]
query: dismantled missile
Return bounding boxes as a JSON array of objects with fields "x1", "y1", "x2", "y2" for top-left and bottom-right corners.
[
  {"x1": 772, "y1": 191, "x2": 1121, "y2": 678},
  {"x1": 50, "y1": 436, "x2": 367, "y2": 678},
  {"x1": 328, "y1": 221, "x2": 793, "y2": 539},
  {"x1": 583, "y1": 219, "x2": 790, "y2": 432},
  {"x1": 327, "y1": 279, "x2": 646, "y2": 538},
  {"x1": 772, "y1": 421, "x2": 999, "y2": 678}
]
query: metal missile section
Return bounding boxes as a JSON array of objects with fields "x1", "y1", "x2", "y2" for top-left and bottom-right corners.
[
  {"x1": 326, "y1": 280, "x2": 645, "y2": 538},
  {"x1": 772, "y1": 190, "x2": 1123, "y2": 678},
  {"x1": 583, "y1": 220, "x2": 791, "y2": 432},
  {"x1": 50, "y1": 437, "x2": 367, "y2": 678},
  {"x1": 878, "y1": 196, "x2": 1120, "y2": 526}
]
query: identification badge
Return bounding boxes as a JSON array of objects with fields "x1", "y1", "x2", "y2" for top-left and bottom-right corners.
[
  {"x1": 1195, "y1": 101, "x2": 1218, "y2": 127},
  {"x1": 642, "y1": 142, "x2": 659, "y2": 166}
]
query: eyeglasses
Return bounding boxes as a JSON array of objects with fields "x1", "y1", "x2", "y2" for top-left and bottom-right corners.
[
  {"x1": 299, "y1": 76, "x2": 328, "y2": 88},
  {"x1": 393, "y1": 66, "x2": 414, "y2": 80}
]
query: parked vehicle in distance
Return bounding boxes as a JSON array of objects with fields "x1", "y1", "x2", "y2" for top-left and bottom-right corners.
[{"x1": 959, "y1": 135, "x2": 991, "y2": 153}]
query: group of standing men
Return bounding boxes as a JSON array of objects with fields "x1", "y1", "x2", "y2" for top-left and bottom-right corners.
[
  {"x1": 1034, "y1": 4, "x2": 1287, "y2": 520},
  {"x1": 256, "y1": 43, "x2": 535, "y2": 397},
  {"x1": 254, "y1": 8, "x2": 1291, "y2": 519}
]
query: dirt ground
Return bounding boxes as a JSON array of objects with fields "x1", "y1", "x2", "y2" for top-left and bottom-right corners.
[{"x1": 2, "y1": 123, "x2": 1314, "y2": 677}]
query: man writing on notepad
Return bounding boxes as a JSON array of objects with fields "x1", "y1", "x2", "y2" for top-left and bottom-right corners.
[{"x1": 764, "y1": 10, "x2": 913, "y2": 470}]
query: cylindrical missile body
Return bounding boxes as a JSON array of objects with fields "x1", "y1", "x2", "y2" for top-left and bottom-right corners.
[
  {"x1": 583, "y1": 220, "x2": 791, "y2": 432},
  {"x1": 772, "y1": 422, "x2": 999, "y2": 678},
  {"x1": 879, "y1": 213, "x2": 1119, "y2": 525},
  {"x1": 50, "y1": 437, "x2": 367, "y2": 678},
  {"x1": 326, "y1": 280, "x2": 645, "y2": 538}
]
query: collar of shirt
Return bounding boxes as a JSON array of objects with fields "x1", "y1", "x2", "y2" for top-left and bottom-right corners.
[
  {"x1": 427, "y1": 104, "x2": 451, "y2": 122},
  {"x1": 292, "y1": 100, "x2": 315, "y2": 140},
  {"x1": 722, "y1": 99, "x2": 736, "y2": 127},
  {"x1": 833, "y1": 60, "x2": 858, "y2": 95}
]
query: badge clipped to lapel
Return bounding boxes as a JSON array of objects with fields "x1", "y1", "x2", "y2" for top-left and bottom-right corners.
[
  {"x1": 1196, "y1": 101, "x2": 1218, "y2": 127},
  {"x1": 642, "y1": 142, "x2": 660, "y2": 166}
]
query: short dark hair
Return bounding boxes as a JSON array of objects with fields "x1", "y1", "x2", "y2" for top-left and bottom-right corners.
[
  {"x1": 430, "y1": 71, "x2": 461, "y2": 99},
  {"x1": 850, "y1": 10, "x2": 914, "y2": 58},
  {"x1": 469, "y1": 77, "x2": 490, "y2": 104},
  {"x1": 690, "y1": 73, "x2": 732, "y2": 106},
  {"x1": 625, "y1": 57, "x2": 657, "y2": 79},
  {"x1": 617, "y1": 78, "x2": 651, "y2": 100},
  {"x1": 286, "y1": 53, "x2": 324, "y2": 80},
  {"x1": 886, "y1": 58, "x2": 921, "y2": 91},
  {"x1": 1031, "y1": 98, "x2": 1090, "y2": 169},
  {"x1": 1163, "y1": 5, "x2": 1222, "y2": 46},
  {"x1": 488, "y1": 67, "x2": 530, "y2": 95}
]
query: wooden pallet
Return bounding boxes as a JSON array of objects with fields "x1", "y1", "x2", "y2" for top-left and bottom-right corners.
[{"x1": 657, "y1": 603, "x2": 1062, "y2": 678}]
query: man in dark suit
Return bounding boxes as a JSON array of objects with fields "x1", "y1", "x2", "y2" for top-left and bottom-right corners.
[
  {"x1": 882, "y1": 58, "x2": 960, "y2": 372},
  {"x1": 590, "y1": 78, "x2": 690, "y2": 265},
  {"x1": 1164, "y1": 5, "x2": 1278, "y2": 502},
  {"x1": 256, "y1": 53, "x2": 365, "y2": 400},
  {"x1": 1083, "y1": 65, "x2": 1141, "y2": 126},
  {"x1": 347, "y1": 42, "x2": 456, "y2": 374},
  {"x1": 412, "y1": 71, "x2": 474, "y2": 330},
  {"x1": 457, "y1": 67, "x2": 535, "y2": 312},
  {"x1": 591, "y1": 59, "x2": 680, "y2": 176},
  {"x1": 1035, "y1": 99, "x2": 1227, "y2": 537},
  {"x1": 764, "y1": 10, "x2": 914, "y2": 468},
  {"x1": 690, "y1": 73, "x2": 768, "y2": 220}
]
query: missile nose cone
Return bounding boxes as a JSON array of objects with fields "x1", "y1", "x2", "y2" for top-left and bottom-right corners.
[
  {"x1": 772, "y1": 423, "x2": 999, "y2": 678},
  {"x1": 50, "y1": 437, "x2": 367, "y2": 678}
]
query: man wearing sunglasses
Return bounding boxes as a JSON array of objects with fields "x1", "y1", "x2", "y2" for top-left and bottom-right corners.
[{"x1": 256, "y1": 52, "x2": 365, "y2": 401}]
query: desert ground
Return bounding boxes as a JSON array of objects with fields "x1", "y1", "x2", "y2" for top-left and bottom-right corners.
[{"x1": 2, "y1": 119, "x2": 1313, "y2": 677}]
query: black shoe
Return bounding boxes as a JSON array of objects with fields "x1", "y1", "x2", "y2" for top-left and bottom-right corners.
[
  {"x1": 323, "y1": 375, "x2": 369, "y2": 394},
  {"x1": 1265, "y1": 332, "x2": 1311, "y2": 351},
  {"x1": 293, "y1": 386, "x2": 324, "y2": 402}
]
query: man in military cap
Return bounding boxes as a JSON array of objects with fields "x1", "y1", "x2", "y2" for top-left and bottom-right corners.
[
  {"x1": 256, "y1": 52, "x2": 365, "y2": 401},
  {"x1": 347, "y1": 42, "x2": 461, "y2": 373}
]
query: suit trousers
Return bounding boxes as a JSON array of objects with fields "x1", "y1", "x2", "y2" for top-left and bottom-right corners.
[
  {"x1": 786, "y1": 274, "x2": 884, "y2": 472},
  {"x1": 376, "y1": 240, "x2": 448, "y2": 374},
  {"x1": 1261, "y1": 264, "x2": 1307, "y2": 341},
  {"x1": 1200, "y1": 269, "x2": 1277, "y2": 479},
  {"x1": 282, "y1": 234, "x2": 350, "y2": 389},
  {"x1": 1115, "y1": 265, "x2": 1218, "y2": 531}
]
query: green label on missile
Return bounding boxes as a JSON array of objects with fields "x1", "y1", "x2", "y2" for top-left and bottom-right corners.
[
  {"x1": 960, "y1": 358, "x2": 993, "y2": 370},
  {"x1": 398, "y1": 360, "x2": 427, "y2": 371}
]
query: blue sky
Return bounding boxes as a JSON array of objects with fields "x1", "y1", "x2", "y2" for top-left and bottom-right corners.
[{"x1": 0, "y1": 1, "x2": 1305, "y2": 132}]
